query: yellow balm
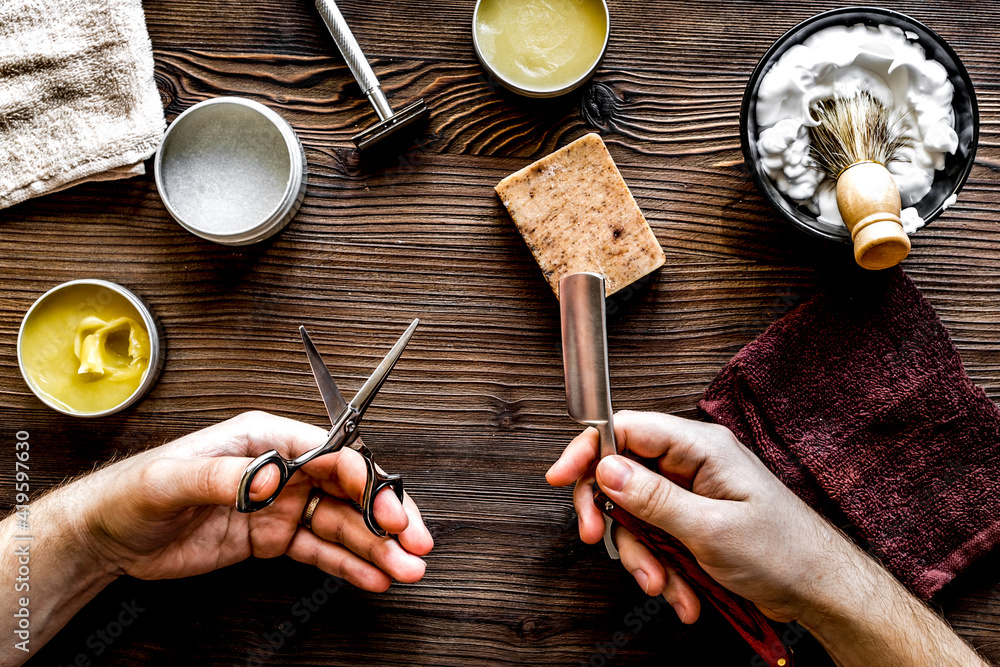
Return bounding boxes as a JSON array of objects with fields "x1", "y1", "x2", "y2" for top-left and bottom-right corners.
[
  {"x1": 19, "y1": 282, "x2": 154, "y2": 415},
  {"x1": 475, "y1": 0, "x2": 608, "y2": 96}
]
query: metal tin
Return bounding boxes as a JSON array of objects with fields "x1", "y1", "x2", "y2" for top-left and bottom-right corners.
[
  {"x1": 17, "y1": 280, "x2": 164, "y2": 418},
  {"x1": 154, "y1": 97, "x2": 308, "y2": 245},
  {"x1": 472, "y1": 0, "x2": 610, "y2": 98}
]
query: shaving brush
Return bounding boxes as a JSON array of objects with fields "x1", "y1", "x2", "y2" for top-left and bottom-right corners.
[{"x1": 809, "y1": 92, "x2": 912, "y2": 270}]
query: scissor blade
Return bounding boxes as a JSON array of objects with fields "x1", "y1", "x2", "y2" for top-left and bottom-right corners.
[
  {"x1": 300, "y1": 326, "x2": 349, "y2": 426},
  {"x1": 349, "y1": 319, "x2": 419, "y2": 417}
]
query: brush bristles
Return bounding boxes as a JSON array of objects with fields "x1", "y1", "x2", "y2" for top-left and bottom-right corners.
[{"x1": 808, "y1": 91, "x2": 910, "y2": 180}]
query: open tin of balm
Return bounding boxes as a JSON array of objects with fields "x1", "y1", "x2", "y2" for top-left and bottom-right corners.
[
  {"x1": 473, "y1": 0, "x2": 610, "y2": 98},
  {"x1": 17, "y1": 280, "x2": 164, "y2": 417},
  {"x1": 155, "y1": 97, "x2": 308, "y2": 245}
]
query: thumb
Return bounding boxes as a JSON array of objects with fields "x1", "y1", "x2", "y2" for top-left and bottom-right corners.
[
  {"x1": 595, "y1": 456, "x2": 702, "y2": 541},
  {"x1": 151, "y1": 456, "x2": 281, "y2": 508}
]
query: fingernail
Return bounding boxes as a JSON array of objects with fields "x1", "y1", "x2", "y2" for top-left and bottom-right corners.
[
  {"x1": 672, "y1": 601, "x2": 687, "y2": 623},
  {"x1": 249, "y1": 465, "x2": 274, "y2": 496},
  {"x1": 633, "y1": 569, "x2": 650, "y2": 595},
  {"x1": 598, "y1": 456, "x2": 631, "y2": 492}
]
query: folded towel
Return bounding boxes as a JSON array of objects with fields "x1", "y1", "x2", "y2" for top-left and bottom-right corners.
[
  {"x1": 699, "y1": 268, "x2": 1000, "y2": 600},
  {"x1": 0, "y1": 0, "x2": 165, "y2": 210}
]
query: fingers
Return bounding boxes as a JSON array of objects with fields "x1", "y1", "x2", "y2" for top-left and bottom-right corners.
[
  {"x1": 148, "y1": 424, "x2": 426, "y2": 547},
  {"x1": 612, "y1": 412, "x2": 738, "y2": 487},
  {"x1": 396, "y1": 492, "x2": 434, "y2": 556},
  {"x1": 616, "y1": 525, "x2": 667, "y2": 595},
  {"x1": 572, "y1": 475, "x2": 607, "y2": 544},
  {"x1": 546, "y1": 427, "x2": 600, "y2": 487},
  {"x1": 308, "y1": 496, "x2": 426, "y2": 584},
  {"x1": 309, "y1": 447, "x2": 409, "y2": 524},
  {"x1": 548, "y1": 428, "x2": 614, "y2": 545},
  {"x1": 547, "y1": 415, "x2": 720, "y2": 545},
  {"x1": 595, "y1": 456, "x2": 705, "y2": 543},
  {"x1": 248, "y1": 463, "x2": 279, "y2": 499},
  {"x1": 616, "y1": 527, "x2": 701, "y2": 624},
  {"x1": 145, "y1": 410, "x2": 331, "y2": 508},
  {"x1": 166, "y1": 411, "x2": 329, "y2": 460},
  {"x1": 369, "y1": 483, "x2": 410, "y2": 535},
  {"x1": 286, "y1": 527, "x2": 393, "y2": 592},
  {"x1": 146, "y1": 455, "x2": 260, "y2": 509},
  {"x1": 547, "y1": 426, "x2": 605, "y2": 544},
  {"x1": 167, "y1": 412, "x2": 418, "y2": 520},
  {"x1": 548, "y1": 412, "x2": 743, "y2": 496},
  {"x1": 234, "y1": 411, "x2": 329, "y2": 458}
]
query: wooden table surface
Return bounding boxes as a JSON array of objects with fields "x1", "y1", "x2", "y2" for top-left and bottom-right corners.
[{"x1": 3, "y1": 0, "x2": 999, "y2": 664}]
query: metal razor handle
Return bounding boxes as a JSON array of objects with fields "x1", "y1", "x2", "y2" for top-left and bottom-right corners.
[
  {"x1": 594, "y1": 491, "x2": 793, "y2": 667},
  {"x1": 314, "y1": 0, "x2": 393, "y2": 120}
]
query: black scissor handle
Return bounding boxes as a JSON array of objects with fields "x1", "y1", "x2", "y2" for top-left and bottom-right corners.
[
  {"x1": 356, "y1": 445, "x2": 403, "y2": 537},
  {"x1": 236, "y1": 450, "x2": 293, "y2": 513}
]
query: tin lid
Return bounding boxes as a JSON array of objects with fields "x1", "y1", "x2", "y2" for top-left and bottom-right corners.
[{"x1": 155, "y1": 97, "x2": 308, "y2": 245}]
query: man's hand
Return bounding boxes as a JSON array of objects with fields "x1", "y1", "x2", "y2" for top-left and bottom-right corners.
[
  {"x1": 546, "y1": 410, "x2": 987, "y2": 667},
  {"x1": 546, "y1": 410, "x2": 832, "y2": 624},
  {"x1": 0, "y1": 411, "x2": 435, "y2": 666},
  {"x1": 74, "y1": 411, "x2": 434, "y2": 591}
]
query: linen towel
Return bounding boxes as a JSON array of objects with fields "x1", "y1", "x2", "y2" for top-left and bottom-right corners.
[
  {"x1": 0, "y1": 0, "x2": 165, "y2": 209},
  {"x1": 699, "y1": 268, "x2": 1000, "y2": 600}
]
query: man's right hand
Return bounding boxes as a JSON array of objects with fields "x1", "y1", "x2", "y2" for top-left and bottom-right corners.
[
  {"x1": 546, "y1": 411, "x2": 987, "y2": 667},
  {"x1": 546, "y1": 410, "x2": 843, "y2": 624}
]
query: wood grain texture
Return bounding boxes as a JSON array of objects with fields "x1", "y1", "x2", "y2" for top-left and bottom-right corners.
[{"x1": 1, "y1": 0, "x2": 999, "y2": 664}]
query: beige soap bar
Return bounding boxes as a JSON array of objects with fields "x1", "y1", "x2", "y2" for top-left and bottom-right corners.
[{"x1": 495, "y1": 133, "x2": 665, "y2": 298}]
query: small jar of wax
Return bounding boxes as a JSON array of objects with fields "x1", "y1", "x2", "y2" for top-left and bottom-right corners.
[
  {"x1": 473, "y1": 0, "x2": 610, "y2": 98},
  {"x1": 17, "y1": 280, "x2": 164, "y2": 417},
  {"x1": 155, "y1": 97, "x2": 308, "y2": 245}
]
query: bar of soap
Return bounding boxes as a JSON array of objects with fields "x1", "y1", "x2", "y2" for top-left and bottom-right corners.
[{"x1": 495, "y1": 133, "x2": 665, "y2": 297}]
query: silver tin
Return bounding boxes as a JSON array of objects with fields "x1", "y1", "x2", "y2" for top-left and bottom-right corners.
[
  {"x1": 155, "y1": 97, "x2": 308, "y2": 246},
  {"x1": 472, "y1": 0, "x2": 610, "y2": 98},
  {"x1": 17, "y1": 280, "x2": 164, "y2": 418}
]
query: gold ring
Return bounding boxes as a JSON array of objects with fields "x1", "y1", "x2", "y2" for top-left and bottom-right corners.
[{"x1": 301, "y1": 487, "x2": 325, "y2": 530}]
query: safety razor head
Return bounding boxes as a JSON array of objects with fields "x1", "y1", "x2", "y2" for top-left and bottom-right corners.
[{"x1": 352, "y1": 99, "x2": 429, "y2": 151}]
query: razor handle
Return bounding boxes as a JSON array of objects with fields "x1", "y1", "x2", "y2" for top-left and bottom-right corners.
[{"x1": 594, "y1": 491, "x2": 793, "y2": 667}]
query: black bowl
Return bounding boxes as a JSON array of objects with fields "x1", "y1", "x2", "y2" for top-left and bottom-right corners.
[{"x1": 740, "y1": 6, "x2": 979, "y2": 244}]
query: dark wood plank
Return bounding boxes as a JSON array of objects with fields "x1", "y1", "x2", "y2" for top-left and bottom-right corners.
[{"x1": 2, "y1": 0, "x2": 999, "y2": 665}]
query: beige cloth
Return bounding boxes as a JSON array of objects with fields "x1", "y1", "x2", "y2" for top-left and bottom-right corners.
[{"x1": 0, "y1": 0, "x2": 165, "y2": 210}]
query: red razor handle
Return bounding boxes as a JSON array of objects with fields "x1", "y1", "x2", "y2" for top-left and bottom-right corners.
[{"x1": 594, "y1": 490, "x2": 793, "y2": 667}]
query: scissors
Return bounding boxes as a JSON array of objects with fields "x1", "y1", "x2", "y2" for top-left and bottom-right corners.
[{"x1": 235, "y1": 318, "x2": 419, "y2": 537}]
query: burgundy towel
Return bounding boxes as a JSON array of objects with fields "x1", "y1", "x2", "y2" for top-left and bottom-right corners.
[{"x1": 699, "y1": 268, "x2": 1000, "y2": 600}]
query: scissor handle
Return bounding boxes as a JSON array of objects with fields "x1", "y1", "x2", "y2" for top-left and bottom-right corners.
[
  {"x1": 236, "y1": 450, "x2": 294, "y2": 513},
  {"x1": 355, "y1": 445, "x2": 403, "y2": 537}
]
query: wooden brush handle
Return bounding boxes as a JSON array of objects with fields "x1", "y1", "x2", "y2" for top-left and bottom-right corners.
[
  {"x1": 595, "y1": 491, "x2": 793, "y2": 667},
  {"x1": 836, "y1": 161, "x2": 911, "y2": 271}
]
